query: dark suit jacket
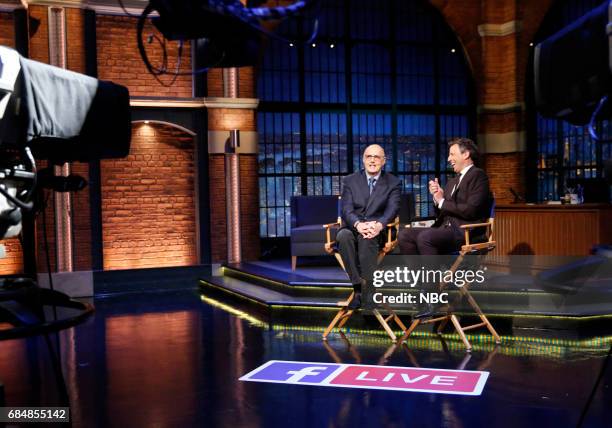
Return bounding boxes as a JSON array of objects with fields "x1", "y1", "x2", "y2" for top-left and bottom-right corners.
[
  {"x1": 341, "y1": 170, "x2": 401, "y2": 230},
  {"x1": 433, "y1": 166, "x2": 492, "y2": 238}
]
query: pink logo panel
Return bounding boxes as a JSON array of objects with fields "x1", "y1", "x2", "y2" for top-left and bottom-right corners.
[{"x1": 330, "y1": 365, "x2": 486, "y2": 394}]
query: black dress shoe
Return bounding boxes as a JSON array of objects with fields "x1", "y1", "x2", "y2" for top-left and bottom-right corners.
[
  {"x1": 414, "y1": 304, "x2": 445, "y2": 319},
  {"x1": 348, "y1": 292, "x2": 362, "y2": 310}
]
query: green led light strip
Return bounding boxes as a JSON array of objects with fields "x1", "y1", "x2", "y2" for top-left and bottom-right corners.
[
  {"x1": 201, "y1": 280, "x2": 612, "y2": 319},
  {"x1": 199, "y1": 290, "x2": 612, "y2": 353}
]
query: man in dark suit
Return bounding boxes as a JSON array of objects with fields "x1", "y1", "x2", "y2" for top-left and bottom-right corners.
[
  {"x1": 398, "y1": 138, "x2": 491, "y2": 255},
  {"x1": 399, "y1": 138, "x2": 490, "y2": 318},
  {"x1": 337, "y1": 144, "x2": 401, "y2": 309}
]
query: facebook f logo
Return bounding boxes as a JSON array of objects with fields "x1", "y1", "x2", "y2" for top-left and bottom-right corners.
[
  {"x1": 241, "y1": 361, "x2": 341, "y2": 384},
  {"x1": 285, "y1": 366, "x2": 329, "y2": 382}
]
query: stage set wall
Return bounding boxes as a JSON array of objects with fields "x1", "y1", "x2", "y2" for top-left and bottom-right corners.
[{"x1": 0, "y1": 0, "x2": 560, "y2": 278}]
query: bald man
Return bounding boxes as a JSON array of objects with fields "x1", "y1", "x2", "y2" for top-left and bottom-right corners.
[{"x1": 336, "y1": 145, "x2": 401, "y2": 309}]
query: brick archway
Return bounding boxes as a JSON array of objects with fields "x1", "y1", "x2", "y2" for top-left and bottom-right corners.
[{"x1": 100, "y1": 121, "x2": 197, "y2": 270}]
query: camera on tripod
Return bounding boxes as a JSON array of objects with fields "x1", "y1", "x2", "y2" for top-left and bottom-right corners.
[{"x1": 0, "y1": 45, "x2": 131, "y2": 242}]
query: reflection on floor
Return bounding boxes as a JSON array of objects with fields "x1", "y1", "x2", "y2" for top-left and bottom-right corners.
[{"x1": 1, "y1": 288, "x2": 610, "y2": 427}]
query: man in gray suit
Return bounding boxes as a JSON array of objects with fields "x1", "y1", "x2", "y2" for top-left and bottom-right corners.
[{"x1": 336, "y1": 144, "x2": 401, "y2": 309}]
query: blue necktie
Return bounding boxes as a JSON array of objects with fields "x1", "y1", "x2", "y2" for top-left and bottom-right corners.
[{"x1": 368, "y1": 178, "x2": 376, "y2": 195}]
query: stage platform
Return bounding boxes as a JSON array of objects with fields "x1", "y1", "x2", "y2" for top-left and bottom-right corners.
[
  {"x1": 3, "y1": 287, "x2": 611, "y2": 427},
  {"x1": 199, "y1": 258, "x2": 612, "y2": 337}
]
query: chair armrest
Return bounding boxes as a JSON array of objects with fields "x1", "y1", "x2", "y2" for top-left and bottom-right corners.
[
  {"x1": 323, "y1": 221, "x2": 341, "y2": 229},
  {"x1": 461, "y1": 221, "x2": 492, "y2": 246},
  {"x1": 386, "y1": 219, "x2": 399, "y2": 228},
  {"x1": 460, "y1": 222, "x2": 491, "y2": 229},
  {"x1": 323, "y1": 218, "x2": 342, "y2": 251},
  {"x1": 385, "y1": 217, "x2": 400, "y2": 245}
]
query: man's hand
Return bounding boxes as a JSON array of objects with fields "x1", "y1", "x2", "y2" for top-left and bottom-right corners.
[
  {"x1": 356, "y1": 221, "x2": 370, "y2": 237},
  {"x1": 428, "y1": 178, "x2": 440, "y2": 195},
  {"x1": 429, "y1": 178, "x2": 444, "y2": 204},
  {"x1": 360, "y1": 221, "x2": 383, "y2": 239},
  {"x1": 433, "y1": 188, "x2": 444, "y2": 205}
]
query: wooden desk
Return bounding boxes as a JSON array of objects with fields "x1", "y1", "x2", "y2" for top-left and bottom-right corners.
[{"x1": 493, "y1": 203, "x2": 612, "y2": 255}]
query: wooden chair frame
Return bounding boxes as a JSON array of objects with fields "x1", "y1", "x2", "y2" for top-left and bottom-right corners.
[
  {"x1": 402, "y1": 217, "x2": 501, "y2": 351},
  {"x1": 322, "y1": 217, "x2": 408, "y2": 342}
]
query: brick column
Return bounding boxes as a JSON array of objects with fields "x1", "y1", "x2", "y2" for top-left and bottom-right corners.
[
  {"x1": 432, "y1": 0, "x2": 553, "y2": 203},
  {"x1": 206, "y1": 95, "x2": 260, "y2": 263},
  {"x1": 206, "y1": 57, "x2": 260, "y2": 263},
  {"x1": 477, "y1": 1, "x2": 526, "y2": 203}
]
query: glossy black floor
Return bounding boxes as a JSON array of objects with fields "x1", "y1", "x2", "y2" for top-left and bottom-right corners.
[{"x1": 1, "y1": 288, "x2": 611, "y2": 428}]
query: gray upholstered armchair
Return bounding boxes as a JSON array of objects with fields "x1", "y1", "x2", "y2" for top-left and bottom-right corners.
[{"x1": 290, "y1": 195, "x2": 341, "y2": 271}]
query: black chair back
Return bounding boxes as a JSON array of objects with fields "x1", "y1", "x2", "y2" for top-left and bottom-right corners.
[
  {"x1": 399, "y1": 193, "x2": 416, "y2": 224},
  {"x1": 291, "y1": 195, "x2": 340, "y2": 228}
]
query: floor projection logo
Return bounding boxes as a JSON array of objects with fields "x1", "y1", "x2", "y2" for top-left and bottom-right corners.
[{"x1": 240, "y1": 360, "x2": 489, "y2": 395}]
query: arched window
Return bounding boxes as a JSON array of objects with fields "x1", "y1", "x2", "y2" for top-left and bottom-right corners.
[
  {"x1": 528, "y1": 0, "x2": 611, "y2": 202},
  {"x1": 257, "y1": 0, "x2": 475, "y2": 237}
]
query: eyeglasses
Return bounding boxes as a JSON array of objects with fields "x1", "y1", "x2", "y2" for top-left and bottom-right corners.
[{"x1": 365, "y1": 154, "x2": 384, "y2": 161}]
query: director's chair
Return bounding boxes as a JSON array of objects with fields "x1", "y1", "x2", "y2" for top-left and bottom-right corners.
[
  {"x1": 402, "y1": 199, "x2": 501, "y2": 352},
  {"x1": 322, "y1": 194, "x2": 414, "y2": 342}
]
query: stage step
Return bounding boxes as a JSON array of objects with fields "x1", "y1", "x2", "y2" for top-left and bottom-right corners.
[
  {"x1": 200, "y1": 272, "x2": 612, "y2": 320},
  {"x1": 199, "y1": 274, "x2": 343, "y2": 308},
  {"x1": 196, "y1": 260, "x2": 612, "y2": 321},
  {"x1": 221, "y1": 263, "x2": 351, "y2": 298}
]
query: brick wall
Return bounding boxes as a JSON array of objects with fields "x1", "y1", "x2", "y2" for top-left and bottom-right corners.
[
  {"x1": 482, "y1": 0, "x2": 516, "y2": 23},
  {"x1": 0, "y1": 239, "x2": 23, "y2": 274},
  {"x1": 0, "y1": 12, "x2": 14, "y2": 47},
  {"x1": 478, "y1": 111, "x2": 523, "y2": 134},
  {"x1": 208, "y1": 154, "x2": 260, "y2": 262},
  {"x1": 71, "y1": 162, "x2": 92, "y2": 271},
  {"x1": 100, "y1": 123, "x2": 197, "y2": 270},
  {"x1": 484, "y1": 152, "x2": 526, "y2": 204},
  {"x1": 28, "y1": 5, "x2": 49, "y2": 63},
  {"x1": 481, "y1": 34, "x2": 518, "y2": 106},
  {"x1": 207, "y1": 69, "x2": 223, "y2": 97},
  {"x1": 208, "y1": 155, "x2": 226, "y2": 262},
  {"x1": 208, "y1": 108, "x2": 256, "y2": 131},
  {"x1": 96, "y1": 15, "x2": 193, "y2": 98},
  {"x1": 240, "y1": 155, "x2": 260, "y2": 260},
  {"x1": 66, "y1": 8, "x2": 85, "y2": 73}
]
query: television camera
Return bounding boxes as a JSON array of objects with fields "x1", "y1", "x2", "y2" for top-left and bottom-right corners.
[{"x1": 0, "y1": 45, "x2": 131, "y2": 338}]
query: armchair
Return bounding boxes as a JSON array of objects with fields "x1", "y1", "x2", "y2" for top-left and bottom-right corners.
[{"x1": 290, "y1": 195, "x2": 341, "y2": 271}]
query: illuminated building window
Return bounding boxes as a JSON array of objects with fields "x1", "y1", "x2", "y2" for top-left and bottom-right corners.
[{"x1": 257, "y1": 0, "x2": 475, "y2": 237}]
